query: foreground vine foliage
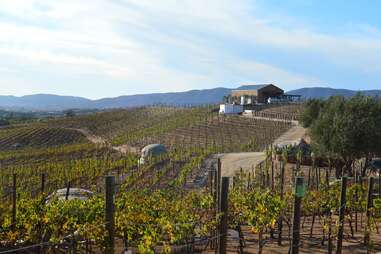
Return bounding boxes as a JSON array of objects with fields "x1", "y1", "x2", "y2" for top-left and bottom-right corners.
[{"x1": 1, "y1": 189, "x2": 217, "y2": 253}]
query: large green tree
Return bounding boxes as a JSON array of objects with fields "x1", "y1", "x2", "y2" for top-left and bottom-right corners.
[
  {"x1": 302, "y1": 94, "x2": 381, "y2": 177},
  {"x1": 300, "y1": 98, "x2": 324, "y2": 128}
]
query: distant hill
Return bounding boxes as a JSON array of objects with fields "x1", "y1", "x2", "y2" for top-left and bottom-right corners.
[
  {"x1": 287, "y1": 87, "x2": 381, "y2": 99},
  {"x1": 92, "y1": 87, "x2": 231, "y2": 109},
  {"x1": 0, "y1": 87, "x2": 232, "y2": 111},
  {"x1": 0, "y1": 94, "x2": 92, "y2": 111},
  {"x1": 1, "y1": 86, "x2": 380, "y2": 111}
]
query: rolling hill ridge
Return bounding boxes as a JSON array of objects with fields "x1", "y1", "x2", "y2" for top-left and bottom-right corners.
[{"x1": 0, "y1": 86, "x2": 380, "y2": 111}]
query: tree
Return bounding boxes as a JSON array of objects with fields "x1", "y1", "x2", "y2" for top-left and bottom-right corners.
[
  {"x1": 300, "y1": 99, "x2": 324, "y2": 128},
  {"x1": 302, "y1": 94, "x2": 381, "y2": 177}
]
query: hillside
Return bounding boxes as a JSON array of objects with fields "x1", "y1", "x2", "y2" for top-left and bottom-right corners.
[
  {"x1": 91, "y1": 87, "x2": 231, "y2": 108},
  {"x1": 2, "y1": 104, "x2": 379, "y2": 254},
  {"x1": 1, "y1": 86, "x2": 380, "y2": 111},
  {"x1": 0, "y1": 87, "x2": 231, "y2": 111},
  {"x1": 0, "y1": 105, "x2": 293, "y2": 191},
  {"x1": 287, "y1": 87, "x2": 381, "y2": 99},
  {"x1": 0, "y1": 94, "x2": 92, "y2": 111}
]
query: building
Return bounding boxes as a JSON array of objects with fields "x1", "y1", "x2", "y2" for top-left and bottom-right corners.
[
  {"x1": 225, "y1": 84, "x2": 300, "y2": 105},
  {"x1": 220, "y1": 84, "x2": 301, "y2": 115},
  {"x1": 231, "y1": 84, "x2": 283, "y2": 104},
  {"x1": 219, "y1": 104, "x2": 244, "y2": 114}
]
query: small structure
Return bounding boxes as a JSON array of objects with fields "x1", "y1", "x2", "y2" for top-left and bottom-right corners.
[
  {"x1": 139, "y1": 144, "x2": 167, "y2": 165},
  {"x1": 267, "y1": 94, "x2": 302, "y2": 104},
  {"x1": 219, "y1": 104, "x2": 244, "y2": 114},
  {"x1": 225, "y1": 84, "x2": 301, "y2": 106},
  {"x1": 231, "y1": 84, "x2": 284, "y2": 104},
  {"x1": 221, "y1": 84, "x2": 301, "y2": 114}
]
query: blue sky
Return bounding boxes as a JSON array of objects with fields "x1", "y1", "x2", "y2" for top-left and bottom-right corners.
[{"x1": 0, "y1": 0, "x2": 381, "y2": 99}]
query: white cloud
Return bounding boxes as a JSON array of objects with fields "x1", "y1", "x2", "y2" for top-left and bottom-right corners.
[
  {"x1": 233, "y1": 60, "x2": 321, "y2": 86},
  {"x1": 0, "y1": 0, "x2": 380, "y2": 98}
]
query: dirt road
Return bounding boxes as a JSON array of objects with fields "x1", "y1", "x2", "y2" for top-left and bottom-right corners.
[
  {"x1": 218, "y1": 119, "x2": 307, "y2": 177},
  {"x1": 219, "y1": 152, "x2": 265, "y2": 177},
  {"x1": 67, "y1": 128, "x2": 138, "y2": 154},
  {"x1": 272, "y1": 124, "x2": 307, "y2": 147},
  {"x1": 70, "y1": 128, "x2": 108, "y2": 146}
]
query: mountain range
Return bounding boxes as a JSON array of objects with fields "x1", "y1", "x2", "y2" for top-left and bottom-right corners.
[
  {"x1": 287, "y1": 87, "x2": 381, "y2": 99},
  {"x1": 0, "y1": 86, "x2": 380, "y2": 111}
]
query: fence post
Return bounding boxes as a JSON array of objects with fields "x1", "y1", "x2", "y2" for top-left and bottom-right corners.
[
  {"x1": 65, "y1": 181, "x2": 71, "y2": 200},
  {"x1": 336, "y1": 177, "x2": 347, "y2": 254},
  {"x1": 291, "y1": 177, "x2": 304, "y2": 254},
  {"x1": 218, "y1": 177, "x2": 229, "y2": 254},
  {"x1": 105, "y1": 176, "x2": 115, "y2": 254},
  {"x1": 217, "y1": 158, "x2": 222, "y2": 209},
  {"x1": 271, "y1": 160, "x2": 275, "y2": 191},
  {"x1": 214, "y1": 158, "x2": 222, "y2": 251},
  {"x1": 278, "y1": 160, "x2": 285, "y2": 246},
  {"x1": 209, "y1": 168, "x2": 214, "y2": 196},
  {"x1": 378, "y1": 168, "x2": 381, "y2": 197},
  {"x1": 12, "y1": 173, "x2": 16, "y2": 230},
  {"x1": 364, "y1": 177, "x2": 374, "y2": 248},
  {"x1": 41, "y1": 173, "x2": 46, "y2": 194}
]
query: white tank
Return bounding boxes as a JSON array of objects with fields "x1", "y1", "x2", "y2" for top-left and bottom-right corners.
[{"x1": 240, "y1": 96, "x2": 245, "y2": 105}]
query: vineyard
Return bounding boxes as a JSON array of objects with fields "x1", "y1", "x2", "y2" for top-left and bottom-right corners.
[
  {"x1": 1, "y1": 147, "x2": 381, "y2": 253},
  {"x1": 48, "y1": 107, "x2": 213, "y2": 147},
  {"x1": 36, "y1": 106, "x2": 292, "y2": 152},
  {"x1": 0, "y1": 126, "x2": 88, "y2": 151},
  {"x1": 254, "y1": 104, "x2": 304, "y2": 120},
  {"x1": 138, "y1": 116, "x2": 291, "y2": 152},
  {"x1": 0, "y1": 102, "x2": 380, "y2": 253}
]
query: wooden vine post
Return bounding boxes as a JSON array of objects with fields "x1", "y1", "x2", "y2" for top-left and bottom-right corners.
[
  {"x1": 278, "y1": 160, "x2": 285, "y2": 246},
  {"x1": 105, "y1": 176, "x2": 115, "y2": 254},
  {"x1": 41, "y1": 173, "x2": 46, "y2": 194},
  {"x1": 291, "y1": 177, "x2": 304, "y2": 254},
  {"x1": 65, "y1": 181, "x2": 71, "y2": 200},
  {"x1": 212, "y1": 158, "x2": 222, "y2": 249},
  {"x1": 336, "y1": 177, "x2": 347, "y2": 254},
  {"x1": 209, "y1": 168, "x2": 214, "y2": 196},
  {"x1": 217, "y1": 177, "x2": 229, "y2": 254},
  {"x1": 271, "y1": 160, "x2": 275, "y2": 191},
  {"x1": 217, "y1": 158, "x2": 222, "y2": 211},
  {"x1": 364, "y1": 177, "x2": 374, "y2": 248},
  {"x1": 12, "y1": 173, "x2": 16, "y2": 230}
]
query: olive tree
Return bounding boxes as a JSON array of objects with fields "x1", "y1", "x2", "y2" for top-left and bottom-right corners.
[{"x1": 302, "y1": 94, "x2": 381, "y2": 177}]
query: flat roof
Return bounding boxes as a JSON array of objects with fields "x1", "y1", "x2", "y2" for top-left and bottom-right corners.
[{"x1": 234, "y1": 84, "x2": 270, "y2": 90}]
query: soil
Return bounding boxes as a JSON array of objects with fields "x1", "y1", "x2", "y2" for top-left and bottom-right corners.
[
  {"x1": 202, "y1": 218, "x2": 381, "y2": 254},
  {"x1": 213, "y1": 119, "x2": 307, "y2": 178},
  {"x1": 219, "y1": 152, "x2": 266, "y2": 177},
  {"x1": 66, "y1": 127, "x2": 139, "y2": 154}
]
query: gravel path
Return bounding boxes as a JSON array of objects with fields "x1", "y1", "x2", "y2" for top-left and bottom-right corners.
[{"x1": 217, "y1": 119, "x2": 307, "y2": 177}]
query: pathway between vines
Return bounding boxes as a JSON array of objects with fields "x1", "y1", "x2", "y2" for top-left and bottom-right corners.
[
  {"x1": 219, "y1": 118, "x2": 307, "y2": 177},
  {"x1": 66, "y1": 128, "x2": 138, "y2": 154}
]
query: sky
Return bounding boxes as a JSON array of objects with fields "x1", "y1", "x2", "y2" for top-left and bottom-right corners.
[{"x1": 1, "y1": 0, "x2": 381, "y2": 99}]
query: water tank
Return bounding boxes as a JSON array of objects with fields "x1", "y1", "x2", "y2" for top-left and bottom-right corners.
[{"x1": 240, "y1": 96, "x2": 245, "y2": 105}]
